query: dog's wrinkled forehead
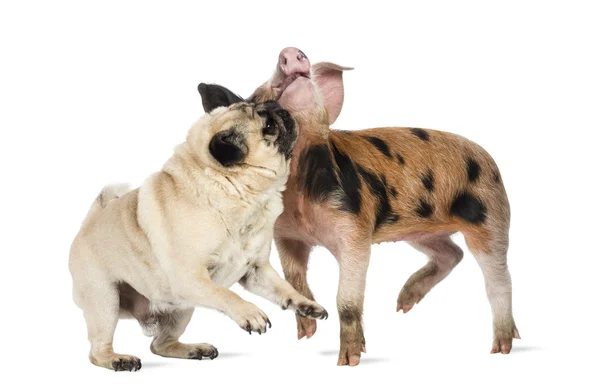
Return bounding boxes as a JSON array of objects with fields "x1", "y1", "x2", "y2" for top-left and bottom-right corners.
[{"x1": 227, "y1": 100, "x2": 295, "y2": 132}]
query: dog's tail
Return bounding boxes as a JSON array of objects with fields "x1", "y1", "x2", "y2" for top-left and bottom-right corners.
[{"x1": 81, "y1": 183, "x2": 131, "y2": 226}]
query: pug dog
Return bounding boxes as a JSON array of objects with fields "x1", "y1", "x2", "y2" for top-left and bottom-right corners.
[{"x1": 69, "y1": 91, "x2": 328, "y2": 371}]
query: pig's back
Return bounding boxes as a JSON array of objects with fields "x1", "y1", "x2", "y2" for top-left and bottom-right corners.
[{"x1": 323, "y1": 127, "x2": 507, "y2": 240}]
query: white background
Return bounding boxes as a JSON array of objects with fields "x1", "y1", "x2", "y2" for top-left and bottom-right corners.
[{"x1": 1, "y1": 0, "x2": 598, "y2": 389}]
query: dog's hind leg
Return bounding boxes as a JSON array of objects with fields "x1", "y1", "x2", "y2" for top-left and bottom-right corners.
[
  {"x1": 79, "y1": 278, "x2": 142, "y2": 371},
  {"x1": 397, "y1": 234, "x2": 464, "y2": 313},
  {"x1": 150, "y1": 307, "x2": 218, "y2": 360}
]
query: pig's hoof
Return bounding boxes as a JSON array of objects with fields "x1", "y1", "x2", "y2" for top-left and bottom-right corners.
[
  {"x1": 491, "y1": 325, "x2": 520, "y2": 354},
  {"x1": 337, "y1": 330, "x2": 365, "y2": 366},
  {"x1": 337, "y1": 344, "x2": 362, "y2": 367},
  {"x1": 396, "y1": 286, "x2": 425, "y2": 313},
  {"x1": 296, "y1": 315, "x2": 317, "y2": 339}
]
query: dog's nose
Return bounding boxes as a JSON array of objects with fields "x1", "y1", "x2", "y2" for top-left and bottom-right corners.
[{"x1": 279, "y1": 47, "x2": 311, "y2": 77}]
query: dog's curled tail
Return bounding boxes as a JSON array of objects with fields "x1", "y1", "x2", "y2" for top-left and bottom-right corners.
[{"x1": 81, "y1": 183, "x2": 131, "y2": 226}]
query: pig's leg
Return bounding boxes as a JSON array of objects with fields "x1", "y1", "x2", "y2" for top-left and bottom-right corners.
[
  {"x1": 275, "y1": 238, "x2": 318, "y2": 339},
  {"x1": 335, "y1": 243, "x2": 370, "y2": 366},
  {"x1": 397, "y1": 235, "x2": 464, "y2": 313},
  {"x1": 464, "y1": 228, "x2": 519, "y2": 354}
]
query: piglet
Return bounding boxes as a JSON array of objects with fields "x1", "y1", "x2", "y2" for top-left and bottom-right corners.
[{"x1": 199, "y1": 48, "x2": 519, "y2": 366}]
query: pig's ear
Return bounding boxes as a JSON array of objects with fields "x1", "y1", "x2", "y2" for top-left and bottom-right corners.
[
  {"x1": 198, "y1": 83, "x2": 244, "y2": 113},
  {"x1": 311, "y1": 62, "x2": 353, "y2": 124}
]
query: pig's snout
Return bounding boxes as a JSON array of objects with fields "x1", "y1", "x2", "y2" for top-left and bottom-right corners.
[{"x1": 279, "y1": 47, "x2": 310, "y2": 77}]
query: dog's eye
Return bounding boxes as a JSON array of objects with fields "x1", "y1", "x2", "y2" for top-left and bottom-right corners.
[{"x1": 263, "y1": 118, "x2": 277, "y2": 136}]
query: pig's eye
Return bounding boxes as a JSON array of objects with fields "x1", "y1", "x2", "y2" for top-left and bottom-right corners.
[{"x1": 263, "y1": 118, "x2": 277, "y2": 136}]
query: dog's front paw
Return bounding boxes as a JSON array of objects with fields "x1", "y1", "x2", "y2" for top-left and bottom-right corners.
[
  {"x1": 294, "y1": 300, "x2": 328, "y2": 320},
  {"x1": 232, "y1": 302, "x2": 271, "y2": 335}
]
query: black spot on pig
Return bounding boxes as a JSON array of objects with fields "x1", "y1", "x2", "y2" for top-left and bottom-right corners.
[
  {"x1": 420, "y1": 170, "x2": 435, "y2": 193},
  {"x1": 410, "y1": 128, "x2": 430, "y2": 141},
  {"x1": 364, "y1": 136, "x2": 392, "y2": 158},
  {"x1": 395, "y1": 153, "x2": 405, "y2": 165},
  {"x1": 330, "y1": 140, "x2": 362, "y2": 215},
  {"x1": 298, "y1": 145, "x2": 339, "y2": 203},
  {"x1": 450, "y1": 192, "x2": 487, "y2": 224},
  {"x1": 416, "y1": 198, "x2": 434, "y2": 218},
  {"x1": 357, "y1": 165, "x2": 395, "y2": 229},
  {"x1": 466, "y1": 158, "x2": 480, "y2": 183}
]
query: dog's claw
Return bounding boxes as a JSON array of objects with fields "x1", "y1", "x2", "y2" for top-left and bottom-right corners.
[
  {"x1": 188, "y1": 346, "x2": 219, "y2": 360},
  {"x1": 281, "y1": 299, "x2": 292, "y2": 310}
]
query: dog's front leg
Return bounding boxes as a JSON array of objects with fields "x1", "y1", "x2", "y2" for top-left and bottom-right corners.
[
  {"x1": 180, "y1": 269, "x2": 271, "y2": 334},
  {"x1": 239, "y1": 244, "x2": 328, "y2": 321},
  {"x1": 335, "y1": 242, "x2": 371, "y2": 367}
]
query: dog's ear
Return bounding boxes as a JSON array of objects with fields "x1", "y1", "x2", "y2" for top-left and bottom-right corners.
[{"x1": 198, "y1": 83, "x2": 244, "y2": 113}]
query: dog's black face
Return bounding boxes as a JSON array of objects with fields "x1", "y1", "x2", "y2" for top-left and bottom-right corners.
[
  {"x1": 198, "y1": 83, "x2": 297, "y2": 168},
  {"x1": 255, "y1": 100, "x2": 297, "y2": 160}
]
